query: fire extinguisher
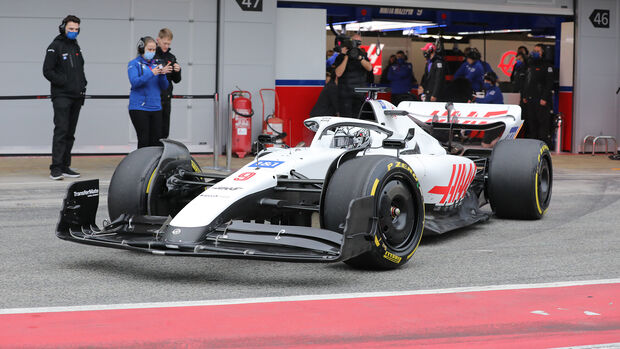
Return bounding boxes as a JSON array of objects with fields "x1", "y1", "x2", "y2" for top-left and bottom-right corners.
[
  {"x1": 231, "y1": 90, "x2": 253, "y2": 158},
  {"x1": 259, "y1": 88, "x2": 285, "y2": 148}
]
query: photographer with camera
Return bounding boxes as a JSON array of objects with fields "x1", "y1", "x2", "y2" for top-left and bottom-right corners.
[
  {"x1": 334, "y1": 33, "x2": 372, "y2": 117},
  {"x1": 155, "y1": 28, "x2": 181, "y2": 139}
]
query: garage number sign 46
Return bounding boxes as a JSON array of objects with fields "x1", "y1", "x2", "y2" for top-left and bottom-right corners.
[{"x1": 589, "y1": 9, "x2": 610, "y2": 28}]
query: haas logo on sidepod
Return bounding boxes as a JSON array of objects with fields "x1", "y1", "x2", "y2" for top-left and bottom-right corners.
[{"x1": 429, "y1": 163, "x2": 476, "y2": 206}]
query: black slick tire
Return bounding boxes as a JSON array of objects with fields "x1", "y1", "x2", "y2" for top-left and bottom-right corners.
[
  {"x1": 487, "y1": 139, "x2": 552, "y2": 219},
  {"x1": 323, "y1": 155, "x2": 425, "y2": 270},
  {"x1": 108, "y1": 147, "x2": 164, "y2": 220}
]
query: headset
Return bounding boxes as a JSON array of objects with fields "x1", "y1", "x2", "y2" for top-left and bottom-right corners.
[
  {"x1": 58, "y1": 16, "x2": 80, "y2": 35},
  {"x1": 137, "y1": 37, "x2": 146, "y2": 54}
]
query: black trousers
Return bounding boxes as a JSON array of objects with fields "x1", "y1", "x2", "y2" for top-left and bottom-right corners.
[
  {"x1": 338, "y1": 87, "x2": 366, "y2": 118},
  {"x1": 524, "y1": 98, "x2": 551, "y2": 145},
  {"x1": 129, "y1": 109, "x2": 163, "y2": 149},
  {"x1": 51, "y1": 97, "x2": 82, "y2": 171},
  {"x1": 161, "y1": 99, "x2": 171, "y2": 139}
]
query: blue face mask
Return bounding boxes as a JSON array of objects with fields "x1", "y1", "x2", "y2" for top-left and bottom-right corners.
[
  {"x1": 531, "y1": 51, "x2": 541, "y2": 60},
  {"x1": 397, "y1": 58, "x2": 405, "y2": 64},
  {"x1": 483, "y1": 82, "x2": 493, "y2": 90},
  {"x1": 143, "y1": 51, "x2": 155, "y2": 60},
  {"x1": 66, "y1": 31, "x2": 78, "y2": 40}
]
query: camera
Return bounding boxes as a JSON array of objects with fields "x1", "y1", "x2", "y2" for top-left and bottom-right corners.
[{"x1": 334, "y1": 34, "x2": 364, "y2": 60}]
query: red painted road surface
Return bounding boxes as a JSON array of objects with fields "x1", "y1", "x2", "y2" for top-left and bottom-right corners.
[{"x1": 1, "y1": 283, "x2": 619, "y2": 348}]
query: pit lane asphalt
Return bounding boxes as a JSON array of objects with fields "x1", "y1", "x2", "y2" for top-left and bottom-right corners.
[{"x1": 0, "y1": 154, "x2": 619, "y2": 309}]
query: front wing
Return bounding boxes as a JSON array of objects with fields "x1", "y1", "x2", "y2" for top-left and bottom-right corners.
[{"x1": 56, "y1": 180, "x2": 375, "y2": 262}]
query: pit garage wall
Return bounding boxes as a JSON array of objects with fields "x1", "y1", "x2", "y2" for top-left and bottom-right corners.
[
  {"x1": 574, "y1": 0, "x2": 619, "y2": 152},
  {"x1": 274, "y1": 8, "x2": 326, "y2": 147},
  {"x1": 0, "y1": 0, "x2": 218, "y2": 154}
]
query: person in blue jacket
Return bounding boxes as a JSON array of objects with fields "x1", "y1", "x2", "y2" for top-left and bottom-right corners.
[
  {"x1": 454, "y1": 48, "x2": 485, "y2": 92},
  {"x1": 475, "y1": 71, "x2": 504, "y2": 104},
  {"x1": 128, "y1": 36, "x2": 170, "y2": 149},
  {"x1": 476, "y1": 72, "x2": 504, "y2": 148},
  {"x1": 387, "y1": 51, "x2": 416, "y2": 106}
]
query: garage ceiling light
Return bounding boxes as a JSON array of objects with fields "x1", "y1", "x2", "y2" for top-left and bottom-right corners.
[
  {"x1": 328, "y1": 20, "x2": 435, "y2": 33},
  {"x1": 457, "y1": 28, "x2": 532, "y2": 35}
]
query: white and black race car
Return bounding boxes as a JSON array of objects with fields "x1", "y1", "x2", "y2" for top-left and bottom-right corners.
[{"x1": 57, "y1": 89, "x2": 552, "y2": 269}]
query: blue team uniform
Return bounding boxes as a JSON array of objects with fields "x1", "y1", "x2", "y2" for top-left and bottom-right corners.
[{"x1": 476, "y1": 85, "x2": 504, "y2": 104}]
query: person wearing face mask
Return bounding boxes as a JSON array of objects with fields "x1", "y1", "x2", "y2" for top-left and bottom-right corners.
[
  {"x1": 155, "y1": 28, "x2": 182, "y2": 140},
  {"x1": 522, "y1": 43, "x2": 554, "y2": 145},
  {"x1": 454, "y1": 48, "x2": 485, "y2": 92},
  {"x1": 127, "y1": 36, "x2": 170, "y2": 149},
  {"x1": 43, "y1": 15, "x2": 87, "y2": 180},
  {"x1": 334, "y1": 33, "x2": 373, "y2": 117},
  {"x1": 476, "y1": 72, "x2": 503, "y2": 105},
  {"x1": 418, "y1": 43, "x2": 445, "y2": 102},
  {"x1": 387, "y1": 51, "x2": 416, "y2": 106}
]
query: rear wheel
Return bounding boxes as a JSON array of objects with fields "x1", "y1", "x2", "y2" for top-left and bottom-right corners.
[
  {"x1": 108, "y1": 147, "x2": 202, "y2": 220},
  {"x1": 323, "y1": 155, "x2": 425, "y2": 269},
  {"x1": 487, "y1": 139, "x2": 552, "y2": 219}
]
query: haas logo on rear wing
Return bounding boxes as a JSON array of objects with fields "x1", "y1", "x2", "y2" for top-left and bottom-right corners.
[{"x1": 425, "y1": 109, "x2": 509, "y2": 125}]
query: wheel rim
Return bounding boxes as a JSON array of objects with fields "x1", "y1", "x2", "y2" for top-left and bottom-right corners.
[
  {"x1": 537, "y1": 157, "x2": 551, "y2": 207},
  {"x1": 377, "y1": 175, "x2": 417, "y2": 251}
]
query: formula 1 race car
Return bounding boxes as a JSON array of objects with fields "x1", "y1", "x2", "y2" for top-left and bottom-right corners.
[{"x1": 57, "y1": 89, "x2": 552, "y2": 269}]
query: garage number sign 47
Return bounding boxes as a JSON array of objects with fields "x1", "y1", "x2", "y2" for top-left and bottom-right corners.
[{"x1": 236, "y1": 0, "x2": 262, "y2": 12}]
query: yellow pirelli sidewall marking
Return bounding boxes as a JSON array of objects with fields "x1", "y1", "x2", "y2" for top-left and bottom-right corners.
[
  {"x1": 146, "y1": 168, "x2": 158, "y2": 194},
  {"x1": 371, "y1": 179, "x2": 380, "y2": 196},
  {"x1": 374, "y1": 235, "x2": 380, "y2": 247},
  {"x1": 534, "y1": 145, "x2": 548, "y2": 215},
  {"x1": 191, "y1": 160, "x2": 200, "y2": 172},
  {"x1": 383, "y1": 251, "x2": 402, "y2": 264}
]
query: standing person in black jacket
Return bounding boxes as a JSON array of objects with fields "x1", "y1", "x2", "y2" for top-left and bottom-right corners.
[
  {"x1": 155, "y1": 28, "x2": 182, "y2": 139},
  {"x1": 43, "y1": 15, "x2": 87, "y2": 180},
  {"x1": 522, "y1": 44, "x2": 554, "y2": 145},
  {"x1": 418, "y1": 43, "x2": 445, "y2": 102}
]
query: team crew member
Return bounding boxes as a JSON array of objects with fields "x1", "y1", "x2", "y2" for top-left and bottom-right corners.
[
  {"x1": 310, "y1": 69, "x2": 339, "y2": 117},
  {"x1": 522, "y1": 43, "x2": 554, "y2": 145},
  {"x1": 476, "y1": 72, "x2": 504, "y2": 104},
  {"x1": 334, "y1": 34, "x2": 372, "y2": 117},
  {"x1": 387, "y1": 51, "x2": 416, "y2": 106},
  {"x1": 43, "y1": 15, "x2": 87, "y2": 180},
  {"x1": 418, "y1": 43, "x2": 445, "y2": 102},
  {"x1": 155, "y1": 28, "x2": 182, "y2": 139},
  {"x1": 128, "y1": 36, "x2": 170, "y2": 149},
  {"x1": 454, "y1": 48, "x2": 485, "y2": 92}
]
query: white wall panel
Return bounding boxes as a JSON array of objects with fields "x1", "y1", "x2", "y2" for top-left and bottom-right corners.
[
  {"x1": 276, "y1": 8, "x2": 325, "y2": 80},
  {"x1": 0, "y1": 0, "x2": 217, "y2": 154},
  {"x1": 573, "y1": 0, "x2": 619, "y2": 152},
  {"x1": 133, "y1": 0, "x2": 192, "y2": 21},
  {"x1": 0, "y1": 0, "x2": 131, "y2": 19}
]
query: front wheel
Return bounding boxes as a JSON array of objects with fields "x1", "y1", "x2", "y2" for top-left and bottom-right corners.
[
  {"x1": 108, "y1": 146, "x2": 203, "y2": 220},
  {"x1": 322, "y1": 156, "x2": 425, "y2": 270}
]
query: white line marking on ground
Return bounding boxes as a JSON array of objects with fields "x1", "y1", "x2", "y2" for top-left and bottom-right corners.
[
  {"x1": 1, "y1": 278, "x2": 618, "y2": 315},
  {"x1": 553, "y1": 343, "x2": 620, "y2": 349},
  {"x1": 584, "y1": 311, "x2": 601, "y2": 316},
  {"x1": 531, "y1": 310, "x2": 550, "y2": 316}
]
